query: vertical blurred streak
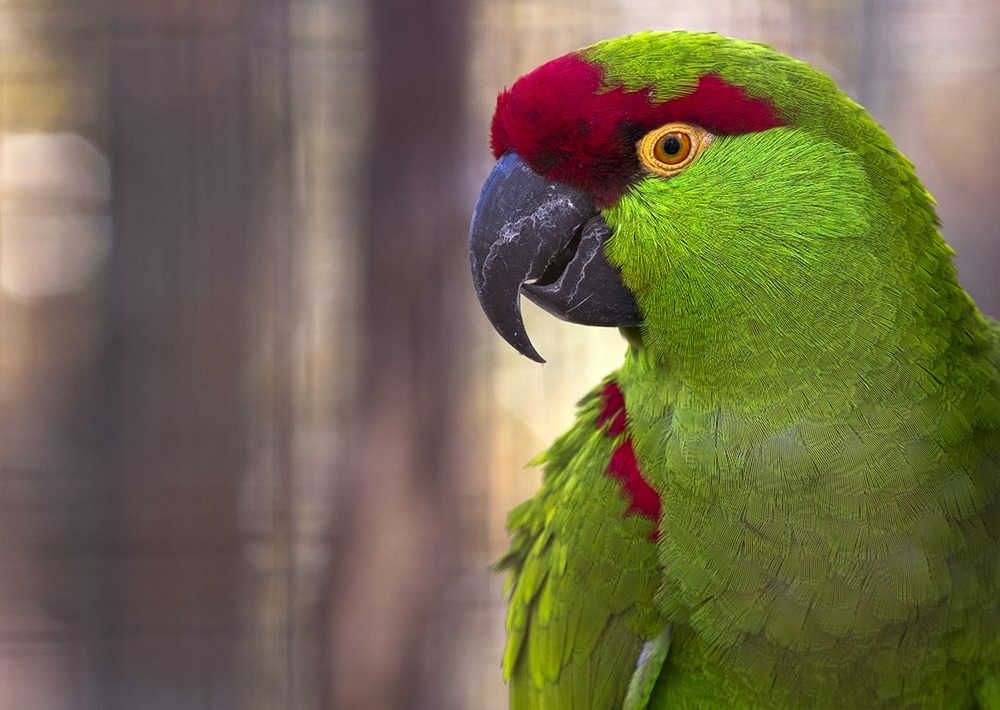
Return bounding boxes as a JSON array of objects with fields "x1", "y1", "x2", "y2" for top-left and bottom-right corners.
[
  {"x1": 856, "y1": 0, "x2": 891, "y2": 121},
  {"x1": 102, "y1": 3, "x2": 257, "y2": 706},
  {"x1": 326, "y1": 0, "x2": 471, "y2": 707},
  {"x1": 240, "y1": 2, "x2": 300, "y2": 709},
  {"x1": 0, "y1": 4, "x2": 117, "y2": 708}
]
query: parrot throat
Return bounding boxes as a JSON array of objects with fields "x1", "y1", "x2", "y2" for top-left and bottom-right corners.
[{"x1": 597, "y1": 381, "x2": 662, "y2": 535}]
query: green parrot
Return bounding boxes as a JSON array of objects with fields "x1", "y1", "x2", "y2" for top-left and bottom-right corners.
[{"x1": 468, "y1": 32, "x2": 1000, "y2": 708}]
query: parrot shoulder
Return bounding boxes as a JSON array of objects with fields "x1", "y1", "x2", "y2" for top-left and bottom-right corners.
[{"x1": 496, "y1": 378, "x2": 665, "y2": 709}]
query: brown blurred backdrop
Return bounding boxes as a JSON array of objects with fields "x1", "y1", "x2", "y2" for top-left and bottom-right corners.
[{"x1": 0, "y1": 1, "x2": 996, "y2": 709}]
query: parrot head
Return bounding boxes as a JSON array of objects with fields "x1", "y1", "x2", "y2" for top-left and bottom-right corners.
[{"x1": 470, "y1": 32, "x2": 949, "y2": 384}]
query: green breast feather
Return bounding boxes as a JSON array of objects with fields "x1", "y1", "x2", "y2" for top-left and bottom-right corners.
[{"x1": 496, "y1": 382, "x2": 662, "y2": 709}]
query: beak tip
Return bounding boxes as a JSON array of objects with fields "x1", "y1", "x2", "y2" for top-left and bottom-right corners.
[
  {"x1": 505, "y1": 322, "x2": 546, "y2": 363},
  {"x1": 525, "y1": 349, "x2": 546, "y2": 364}
]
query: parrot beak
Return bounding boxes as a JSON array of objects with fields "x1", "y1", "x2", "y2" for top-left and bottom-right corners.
[{"x1": 469, "y1": 152, "x2": 641, "y2": 362}]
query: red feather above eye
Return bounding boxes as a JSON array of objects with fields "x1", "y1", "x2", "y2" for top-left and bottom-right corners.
[{"x1": 490, "y1": 53, "x2": 785, "y2": 207}]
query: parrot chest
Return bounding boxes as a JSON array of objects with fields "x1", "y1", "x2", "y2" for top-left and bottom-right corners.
[{"x1": 623, "y1": 384, "x2": 1000, "y2": 706}]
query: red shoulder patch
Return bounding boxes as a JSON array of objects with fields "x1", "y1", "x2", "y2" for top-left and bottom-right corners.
[
  {"x1": 490, "y1": 53, "x2": 784, "y2": 207},
  {"x1": 597, "y1": 382, "x2": 662, "y2": 534},
  {"x1": 597, "y1": 381, "x2": 628, "y2": 435}
]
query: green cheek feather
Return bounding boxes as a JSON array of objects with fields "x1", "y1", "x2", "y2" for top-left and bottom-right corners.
[{"x1": 605, "y1": 127, "x2": 880, "y2": 396}]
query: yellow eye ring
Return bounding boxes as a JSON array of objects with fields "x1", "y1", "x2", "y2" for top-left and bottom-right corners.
[{"x1": 637, "y1": 123, "x2": 714, "y2": 177}]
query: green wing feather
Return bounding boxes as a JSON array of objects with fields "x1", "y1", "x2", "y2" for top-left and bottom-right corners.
[
  {"x1": 979, "y1": 674, "x2": 1000, "y2": 710},
  {"x1": 623, "y1": 626, "x2": 672, "y2": 710},
  {"x1": 496, "y1": 380, "x2": 664, "y2": 709}
]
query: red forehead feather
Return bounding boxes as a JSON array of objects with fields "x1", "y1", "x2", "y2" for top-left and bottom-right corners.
[{"x1": 489, "y1": 53, "x2": 784, "y2": 206}]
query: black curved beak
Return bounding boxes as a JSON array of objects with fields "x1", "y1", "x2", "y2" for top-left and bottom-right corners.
[{"x1": 469, "y1": 153, "x2": 641, "y2": 362}]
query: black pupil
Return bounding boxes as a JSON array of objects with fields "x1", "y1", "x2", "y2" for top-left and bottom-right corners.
[{"x1": 662, "y1": 135, "x2": 682, "y2": 155}]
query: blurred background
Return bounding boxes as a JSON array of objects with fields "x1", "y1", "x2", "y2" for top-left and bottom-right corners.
[{"x1": 0, "y1": 1, "x2": 996, "y2": 708}]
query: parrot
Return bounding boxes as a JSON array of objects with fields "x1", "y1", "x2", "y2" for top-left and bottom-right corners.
[{"x1": 467, "y1": 31, "x2": 1000, "y2": 709}]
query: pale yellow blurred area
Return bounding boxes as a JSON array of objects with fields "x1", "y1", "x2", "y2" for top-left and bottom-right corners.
[{"x1": 0, "y1": 1, "x2": 996, "y2": 709}]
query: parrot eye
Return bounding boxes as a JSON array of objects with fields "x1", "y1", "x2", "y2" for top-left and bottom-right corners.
[
  {"x1": 637, "y1": 123, "x2": 715, "y2": 177},
  {"x1": 655, "y1": 133, "x2": 690, "y2": 163}
]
